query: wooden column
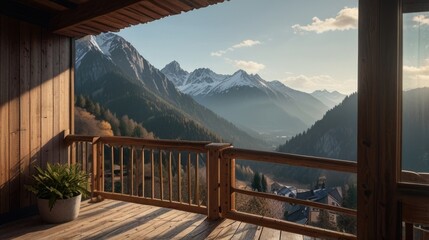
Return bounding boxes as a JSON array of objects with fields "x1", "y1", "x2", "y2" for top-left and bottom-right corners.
[
  {"x1": 205, "y1": 143, "x2": 231, "y2": 220},
  {"x1": 358, "y1": 0, "x2": 402, "y2": 239}
]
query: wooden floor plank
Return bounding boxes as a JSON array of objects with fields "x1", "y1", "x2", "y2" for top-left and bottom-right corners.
[
  {"x1": 111, "y1": 209, "x2": 188, "y2": 239},
  {"x1": 280, "y1": 231, "x2": 305, "y2": 240},
  {"x1": 124, "y1": 211, "x2": 194, "y2": 239},
  {"x1": 208, "y1": 219, "x2": 241, "y2": 240},
  {"x1": 231, "y1": 222, "x2": 260, "y2": 240},
  {"x1": 72, "y1": 204, "x2": 159, "y2": 239},
  {"x1": 0, "y1": 200, "x2": 305, "y2": 240},
  {"x1": 259, "y1": 227, "x2": 281, "y2": 240},
  {"x1": 27, "y1": 201, "x2": 138, "y2": 239},
  {"x1": 164, "y1": 214, "x2": 208, "y2": 239}
]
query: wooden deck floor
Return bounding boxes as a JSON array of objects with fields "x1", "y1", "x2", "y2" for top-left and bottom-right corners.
[{"x1": 0, "y1": 199, "x2": 305, "y2": 240}]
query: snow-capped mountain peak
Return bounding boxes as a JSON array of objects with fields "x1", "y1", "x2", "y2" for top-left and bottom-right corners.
[
  {"x1": 161, "y1": 61, "x2": 190, "y2": 86},
  {"x1": 94, "y1": 32, "x2": 117, "y2": 56}
]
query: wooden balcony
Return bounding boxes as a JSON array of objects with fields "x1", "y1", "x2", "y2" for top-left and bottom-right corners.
[
  {"x1": 61, "y1": 135, "x2": 358, "y2": 239},
  {"x1": 0, "y1": 199, "x2": 304, "y2": 240}
]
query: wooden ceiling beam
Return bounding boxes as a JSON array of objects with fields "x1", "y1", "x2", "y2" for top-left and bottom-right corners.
[
  {"x1": 50, "y1": 0, "x2": 78, "y2": 10},
  {"x1": 49, "y1": 0, "x2": 145, "y2": 33},
  {"x1": 403, "y1": 0, "x2": 429, "y2": 13},
  {"x1": 0, "y1": 1, "x2": 51, "y2": 27}
]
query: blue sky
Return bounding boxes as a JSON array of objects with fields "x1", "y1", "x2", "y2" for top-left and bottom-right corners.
[
  {"x1": 403, "y1": 13, "x2": 429, "y2": 90},
  {"x1": 118, "y1": 0, "x2": 428, "y2": 94}
]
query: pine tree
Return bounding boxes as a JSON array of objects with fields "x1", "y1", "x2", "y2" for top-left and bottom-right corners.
[
  {"x1": 261, "y1": 174, "x2": 267, "y2": 192},
  {"x1": 76, "y1": 94, "x2": 86, "y2": 108},
  {"x1": 251, "y1": 172, "x2": 261, "y2": 192},
  {"x1": 337, "y1": 185, "x2": 357, "y2": 234}
]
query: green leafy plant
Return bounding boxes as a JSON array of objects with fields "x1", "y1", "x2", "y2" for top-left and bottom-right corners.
[{"x1": 26, "y1": 163, "x2": 90, "y2": 210}]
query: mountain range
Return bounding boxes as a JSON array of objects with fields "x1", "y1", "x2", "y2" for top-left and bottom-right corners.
[
  {"x1": 278, "y1": 88, "x2": 429, "y2": 172},
  {"x1": 75, "y1": 33, "x2": 267, "y2": 149},
  {"x1": 161, "y1": 61, "x2": 345, "y2": 145}
]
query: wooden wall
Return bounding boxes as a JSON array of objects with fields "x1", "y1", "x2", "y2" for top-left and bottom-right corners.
[{"x1": 0, "y1": 15, "x2": 73, "y2": 218}]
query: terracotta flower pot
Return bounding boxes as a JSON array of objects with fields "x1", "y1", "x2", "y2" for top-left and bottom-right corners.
[{"x1": 37, "y1": 194, "x2": 82, "y2": 223}]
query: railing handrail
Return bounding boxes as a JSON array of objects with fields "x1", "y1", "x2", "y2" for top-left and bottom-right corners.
[
  {"x1": 65, "y1": 134, "x2": 212, "y2": 152},
  {"x1": 65, "y1": 134, "x2": 357, "y2": 173},
  {"x1": 222, "y1": 147, "x2": 357, "y2": 173}
]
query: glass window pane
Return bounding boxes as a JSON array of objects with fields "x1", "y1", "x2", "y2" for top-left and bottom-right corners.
[{"x1": 402, "y1": 12, "x2": 429, "y2": 184}]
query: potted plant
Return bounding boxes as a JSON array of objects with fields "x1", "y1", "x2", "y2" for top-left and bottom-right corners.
[{"x1": 26, "y1": 163, "x2": 90, "y2": 223}]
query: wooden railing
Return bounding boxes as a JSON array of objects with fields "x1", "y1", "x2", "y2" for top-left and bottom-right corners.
[
  {"x1": 64, "y1": 134, "x2": 357, "y2": 239},
  {"x1": 65, "y1": 135, "x2": 231, "y2": 216},
  {"x1": 220, "y1": 148, "x2": 357, "y2": 240},
  {"x1": 400, "y1": 170, "x2": 429, "y2": 240}
]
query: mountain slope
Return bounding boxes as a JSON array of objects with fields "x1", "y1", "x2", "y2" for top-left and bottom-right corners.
[
  {"x1": 162, "y1": 61, "x2": 329, "y2": 141},
  {"x1": 278, "y1": 88, "x2": 429, "y2": 172},
  {"x1": 76, "y1": 33, "x2": 267, "y2": 148},
  {"x1": 278, "y1": 94, "x2": 357, "y2": 161}
]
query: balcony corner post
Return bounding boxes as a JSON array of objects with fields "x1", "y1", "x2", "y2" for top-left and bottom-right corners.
[{"x1": 206, "y1": 143, "x2": 232, "y2": 220}]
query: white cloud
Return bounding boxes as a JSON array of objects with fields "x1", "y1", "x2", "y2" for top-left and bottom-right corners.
[
  {"x1": 232, "y1": 40, "x2": 261, "y2": 48},
  {"x1": 234, "y1": 60, "x2": 265, "y2": 74},
  {"x1": 211, "y1": 39, "x2": 261, "y2": 57},
  {"x1": 280, "y1": 74, "x2": 356, "y2": 94},
  {"x1": 210, "y1": 50, "x2": 226, "y2": 57},
  {"x1": 292, "y1": 7, "x2": 358, "y2": 34},
  {"x1": 413, "y1": 15, "x2": 429, "y2": 26},
  {"x1": 403, "y1": 60, "x2": 429, "y2": 89}
]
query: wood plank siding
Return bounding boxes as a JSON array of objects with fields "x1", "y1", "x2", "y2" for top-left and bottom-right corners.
[{"x1": 0, "y1": 15, "x2": 73, "y2": 219}]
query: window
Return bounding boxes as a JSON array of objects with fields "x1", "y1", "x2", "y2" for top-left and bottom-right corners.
[{"x1": 401, "y1": 11, "x2": 429, "y2": 185}]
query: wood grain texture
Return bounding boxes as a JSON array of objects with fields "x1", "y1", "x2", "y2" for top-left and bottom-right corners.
[
  {"x1": 0, "y1": 15, "x2": 11, "y2": 214},
  {"x1": 0, "y1": 200, "x2": 294, "y2": 240},
  {"x1": 358, "y1": 0, "x2": 401, "y2": 239},
  {"x1": 0, "y1": 16, "x2": 72, "y2": 216},
  {"x1": 29, "y1": 23, "x2": 41, "y2": 205},
  {"x1": 19, "y1": 21, "x2": 31, "y2": 208},
  {"x1": 8, "y1": 17, "x2": 21, "y2": 212},
  {"x1": 222, "y1": 148, "x2": 357, "y2": 173}
]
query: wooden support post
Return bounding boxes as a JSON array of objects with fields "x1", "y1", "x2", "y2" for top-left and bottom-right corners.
[
  {"x1": 230, "y1": 158, "x2": 236, "y2": 212},
  {"x1": 98, "y1": 142, "x2": 104, "y2": 193},
  {"x1": 91, "y1": 141, "x2": 97, "y2": 201},
  {"x1": 206, "y1": 143, "x2": 232, "y2": 220},
  {"x1": 358, "y1": 0, "x2": 401, "y2": 239}
]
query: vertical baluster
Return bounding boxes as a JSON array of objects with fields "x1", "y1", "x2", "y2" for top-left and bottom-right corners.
[
  {"x1": 76, "y1": 142, "x2": 80, "y2": 167},
  {"x1": 151, "y1": 149, "x2": 154, "y2": 199},
  {"x1": 168, "y1": 151, "x2": 172, "y2": 203},
  {"x1": 131, "y1": 147, "x2": 134, "y2": 196},
  {"x1": 159, "y1": 150, "x2": 163, "y2": 200},
  {"x1": 188, "y1": 152, "x2": 191, "y2": 205},
  {"x1": 82, "y1": 142, "x2": 89, "y2": 171},
  {"x1": 111, "y1": 146, "x2": 114, "y2": 193},
  {"x1": 100, "y1": 143, "x2": 104, "y2": 192},
  {"x1": 205, "y1": 151, "x2": 209, "y2": 208},
  {"x1": 91, "y1": 142, "x2": 98, "y2": 199},
  {"x1": 71, "y1": 141, "x2": 76, "y2": 165},
  {"x1": 120, "y1": 147, "x2": 124, "y2": 194},
  {"x1": 196, "y1": 153, "x2": 199, "y2": 207},
  {"x1": 79, "y1": 142, "x2": 86, "y2": 172},
  {"x1": 142, "y1": 148, "x2": 145, "y2": 198},
  {"x1": 178, "y1": 152, "x2": 181, "y2": 203}
]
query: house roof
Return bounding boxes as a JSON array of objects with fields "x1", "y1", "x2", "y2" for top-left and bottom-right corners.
[
  {"x1": 297, "y1": 187, "x2": 343, "y2": 204},
  {"x1": 286, "y1": 205, "x2": 308, "y2": 223},
  {"x1": 1, "y1": 0, "x2": 227, "y2": 38}
]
